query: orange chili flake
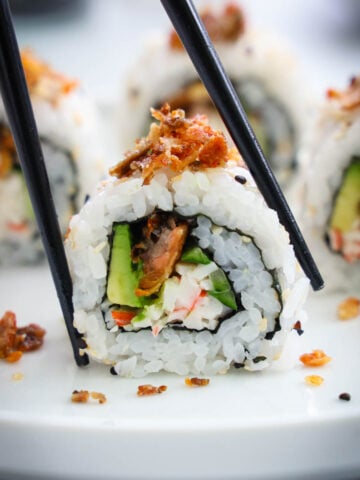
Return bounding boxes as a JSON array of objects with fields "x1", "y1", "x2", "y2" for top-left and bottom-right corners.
[
  {"x1": 305, "y1": 375, "x2": 324, "y2": 386},
  {"x1": 337, "y1": 297, "x2": 360, "y2": 320},
  {"x1": 299, "y1": 349, "x2": 332, "y2": 367},
  {"x1": 137, "y1": 384, "x2": 167, "y2": 396},
  {"x1": 185, "y1": 377, "x2": 210, "y2": 387}
]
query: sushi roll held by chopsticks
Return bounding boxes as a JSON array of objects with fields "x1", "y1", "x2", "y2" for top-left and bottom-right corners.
[
  {"x1": 0, "y1": 50, "x2": 104, "y2": 264},
  {"x1": 65, "y1": 104, "x2": 309, "y2": 377},
  {"x1": 120, "y1": 2, "x2": 307, "y2": 187},
  {"x1": 298, "y1": 76, "x2": 360, "y2": 292}
]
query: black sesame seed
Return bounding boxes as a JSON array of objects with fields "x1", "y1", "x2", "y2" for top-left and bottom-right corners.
[
  {"x1": 253, "y1": 356, "x2": 267, "y2": 364},
  {"x1": 235, "y1": 175, "x2": 247, "y2": 185},
  {"x1": 110, "y1": 366, "x2": 118, "y2": 376},
  {"x1": 339, "y1": 392, "x2": 351, "y2": 401},
  {"x1": 233, "y1": 362, "x2": 245, "y2": 369}
]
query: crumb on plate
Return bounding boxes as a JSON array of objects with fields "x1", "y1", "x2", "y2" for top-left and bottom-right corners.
[
  {"x1": 137, "y1": 384, "x2": 167, "y2": 396},
  {"x1": 90, "y1": 391, "x2": 107, "y2": 404},
  {"x1": 305, "y1": 375, "x2": 324, "y2": 386},
  {"x1": 185, "y1": 377, "x2": 210, "y2": 387},
  {"x1": 12, "y1": 372, "x2": 24, "y2": 381},
  {"x1": 299, "y1": 349, "x2": 331, "y2": 367},
  {"x1": 71, "y1": 390, "x2": 107, "y2": 404},
  {"x1": 0, "y1": 310, "x2": 46, "y2": 363},
  {"x1": 337, "y1": 297, "x2": 360, "y2": 320}
]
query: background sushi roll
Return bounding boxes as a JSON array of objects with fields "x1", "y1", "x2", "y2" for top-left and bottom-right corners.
[
  {"x1": 0, "y1": 50, "x2": 104, "y2": 265},
  {"x1": 119, "y1": 2, "x2": 308, "y2": 187},
  {"x1": 66, "y1": 104, "x2": 309, "y2": 377},
  {"x1": 296, "y1": 76, "x2": 360, "y2": 292}
]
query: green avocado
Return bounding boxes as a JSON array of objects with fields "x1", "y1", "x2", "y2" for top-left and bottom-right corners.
[
  {"x1": 330, "y1": 158, "x2": 360, "y2": 233},
  {"x1": 106, "y1": 224, "x2": 144, "y2": 307}
]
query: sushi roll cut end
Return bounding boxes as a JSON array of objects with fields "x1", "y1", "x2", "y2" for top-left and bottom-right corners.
[{"x1": 66, "y1": 104, "x2": 308, "y2": 377}]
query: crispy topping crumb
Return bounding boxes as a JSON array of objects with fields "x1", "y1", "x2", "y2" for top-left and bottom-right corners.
[
  {"x1": 169, "y1": 3, "x2": 245, "y2": 50},
  {"x1": 12, "y1": 372, "x2": 24, "y2": 381},
  {"x1": 21, "y1": 49, "x2": 78, "y2": 103},
  {"x1": 339, "y1": 392, "x2": 351, "y2": 401},
  {"x1": 109, "y1": 103, "x2": 241, "y2": 184},
  {"x1": 5, "y1": 351, "x2": 23, "y2": 363},
  {"x1": 90, "y1": 391, "x2": 107, "y2": 404},
  {"x1": 0, "y1": 311, "x2": 46, "y2": 362},
  {"x1": 185, "y1": 377, "x2": 210, "y2": 387},
  {"x1": 299, "y1": 349, "x2": 332, "y2": 367},
  {"x1": 305, "y1": 375, "x2": 324, "y2": 386},
  {"x1": 337, "y1": 297, "x2": 360, "y2": 320},
  {"x1": 326, "y1": 76, "x2": 360, "y2": 111},
  {"x1": 71, "y1": 390, "x2": 107, "y2": 404},
  {"x1": 293, "y1": 320, "x2": 304, "y2": 336},
  {"x1": 137, "y1": 384, "x2": 167, "y2": 396},
  {"x1": 71, "y1": 390, "x2": 90, "y2": 403}
]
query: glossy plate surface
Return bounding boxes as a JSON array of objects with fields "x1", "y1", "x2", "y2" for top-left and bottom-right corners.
[{"x1": 0, "y1": 266, "x2": 359, "y2": 480}]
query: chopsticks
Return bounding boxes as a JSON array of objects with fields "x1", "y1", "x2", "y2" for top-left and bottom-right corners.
[
  {"x1": 0, "y1": 0, "x2": 89, "y2": 366},
  {"x1": 161, "y1": 0, "x2": 324, "y2": 291}
]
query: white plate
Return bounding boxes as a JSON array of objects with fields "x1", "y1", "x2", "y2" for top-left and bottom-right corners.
[{"x1": 0, "y1": 266, "x2": 359, "y2": 480}]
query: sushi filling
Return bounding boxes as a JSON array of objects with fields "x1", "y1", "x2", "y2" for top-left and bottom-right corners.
[
  {"x1": 327, "y1": 157, "x2": 360, "y2": 263},
  {"x1": 156, "y1": 78, "x2": 296, "y2": 176},
  {"x1": 0, "y1": 123, "x2": 78, "y2": 246},
  {"x1": 103, "y1": 212, "x2": 281, "y2": 337}
]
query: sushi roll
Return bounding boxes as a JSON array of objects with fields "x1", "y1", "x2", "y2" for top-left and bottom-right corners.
[
  {"x1": 65, "y1": 104, "x2": 309, "y2": 377},
  {"x1": 0, "y1": 50, "x2": 104, "y2": 264},
  {"x1": 297, "y1": 76, "x2": 360, "y2": 292},
  {"x1": 120, "y1": 2, "x2": 307, "y2": 186}
]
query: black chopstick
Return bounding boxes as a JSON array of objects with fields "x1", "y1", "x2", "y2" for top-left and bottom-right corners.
[
  {"x1": 0, "y1": 0, "x2": 89, "y2": 366},
  {"x1": 160, "y1": 0, "x2": 323, "y2": 291}
]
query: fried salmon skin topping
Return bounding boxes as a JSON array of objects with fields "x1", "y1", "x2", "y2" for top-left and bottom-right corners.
[
  {"x1": 169, "y1": 2, "x2": 245, "y2": 50},
  {"x1": 109, "y1": 103, "x2": 240, "y2": 184}
]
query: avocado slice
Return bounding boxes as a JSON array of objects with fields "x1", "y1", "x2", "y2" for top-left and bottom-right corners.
[
  {"x1": 209, "y1": 268, "x2": 237, "y2": 310},
  {"x1": 330, "y1": 158, "x2": 360, "y2": 233},
  {"x1": 106, "y1": 224, "x2": 144, "y2": 307}
]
